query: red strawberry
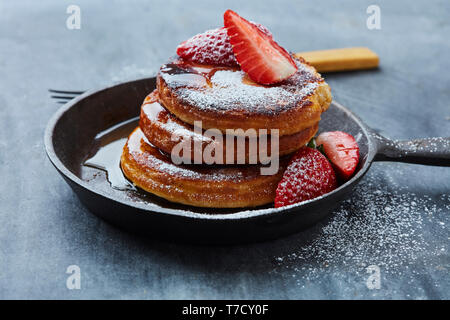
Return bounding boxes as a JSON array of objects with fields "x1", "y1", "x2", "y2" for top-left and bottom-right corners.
[
  {"x1": 316, "y1": 131, "x2": 360, "y2": 180},
  {"x1": 176, "y1": 27, "x2": 238, "y2": 67},
  {"x1": 275, "y1": 147, "x2": 337, "y2": 208},
  {"x1": 176, "y1": 22, "x2": 272, "y2": 67},
  {"x1": 224, "y1": 9, "x2": 298, "y2": 85}
]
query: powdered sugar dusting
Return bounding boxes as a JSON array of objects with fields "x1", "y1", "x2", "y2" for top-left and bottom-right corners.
[
  {"x1": 272, "y1": 167, "x2": 449, "y2": 288},
  {"x1": 127, "y1": 128, "x2": 264, "y2": 182},
  {"x1": 142, "y1": 102, "x2": 210, "y2": 143},
  {"x1": 180, "y1": 65, "x2": 320, "y2": 113},
  {"x1": 160, "y1": 58, "x2": 323, "y2": 114}
]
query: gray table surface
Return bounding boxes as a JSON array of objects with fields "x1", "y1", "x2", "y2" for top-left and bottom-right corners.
[{"x1": 0, "y1": 0, "x2": 449, "y2": 299}]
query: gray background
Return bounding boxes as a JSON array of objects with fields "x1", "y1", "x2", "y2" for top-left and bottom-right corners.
[{"x1": 0, "y1": 0, "x2": 449, "y2": 299}]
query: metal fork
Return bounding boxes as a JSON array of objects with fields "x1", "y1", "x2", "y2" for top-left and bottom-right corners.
[{"x1": 49, "y1": 89, "x2": 85, "y2": 104}]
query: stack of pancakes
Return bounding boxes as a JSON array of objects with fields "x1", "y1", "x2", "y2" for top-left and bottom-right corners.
[{"x1": 121, "y1": 56, "x2": 331, "y2": 208}]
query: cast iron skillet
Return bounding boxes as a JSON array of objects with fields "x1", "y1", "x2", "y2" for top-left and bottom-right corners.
[{"x1": 44, "y1": 76, "x2": 450, "y2": 244}]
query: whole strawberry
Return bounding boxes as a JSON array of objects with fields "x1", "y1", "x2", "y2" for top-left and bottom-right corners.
[
  {"x1": 275, "y1": 147, "x2": 337, "y2": 208},
  {"x1": 176, "y1": 27, "x2": 238, "y2": 67}
]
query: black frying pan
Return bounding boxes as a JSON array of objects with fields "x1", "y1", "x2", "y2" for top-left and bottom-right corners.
[{"x1": 44, "y1": 76, "x2": 450, "y2": 244}]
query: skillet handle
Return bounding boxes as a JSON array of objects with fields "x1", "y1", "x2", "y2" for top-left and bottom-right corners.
[{"x1": 373, "y1": 133, "x2": 450, "y2": 166}]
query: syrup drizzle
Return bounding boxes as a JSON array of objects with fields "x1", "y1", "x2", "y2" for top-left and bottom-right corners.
[{"x1": 83, "y1": 118, "x2": 138, "y2": 190}]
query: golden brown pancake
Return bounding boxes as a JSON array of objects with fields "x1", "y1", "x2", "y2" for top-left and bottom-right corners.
[
  {"x1": 157, "y1": 56, "x2": 331, "y2": 136},
  {"x1": 120, "y1": 127, "x2": 288, "y2": 208},
  {"x1": 139, "y1": 90, "x2": 318, "y2": 164}
]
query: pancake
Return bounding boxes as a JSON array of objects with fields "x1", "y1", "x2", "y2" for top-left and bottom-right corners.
[
  {"x1": 120, "y1": 127, "x2": 288, "y2": 208},
  {"x1": 139, "y1": 90, "x2": 318, "y2": 164},
  {"x1": 157, "y1": 55, "x2": 331, "y2": 136}
]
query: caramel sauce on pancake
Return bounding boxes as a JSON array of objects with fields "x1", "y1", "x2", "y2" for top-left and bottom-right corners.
[{"x1": 157, "y1": 56, "x2": 331, "y2": 135}]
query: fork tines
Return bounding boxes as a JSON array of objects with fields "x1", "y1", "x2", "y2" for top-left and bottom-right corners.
[{"x1": 49, "y1": 89, "x2": 85, "y2": 104}]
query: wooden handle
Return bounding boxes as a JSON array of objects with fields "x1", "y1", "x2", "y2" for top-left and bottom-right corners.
[{"x1": 294, "y1": 47, "x2": 379, "y2": 73}]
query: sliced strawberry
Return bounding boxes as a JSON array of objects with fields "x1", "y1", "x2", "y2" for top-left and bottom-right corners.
[
  {"x1": 250, "y1": 22, "x2": 272, "y2": 38},
  {"x1": 224, "y1": 9, "x2": 298, "y2": 85},
  {"x1": 316, "y1": 131, "x2": 360, "y2": 180},
  {"x1": 176, "y1": 22, "x2": 272, "y2": 67},
  {"x1": 275, "y1": 147, "x2": 337, "y2": 208}
]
